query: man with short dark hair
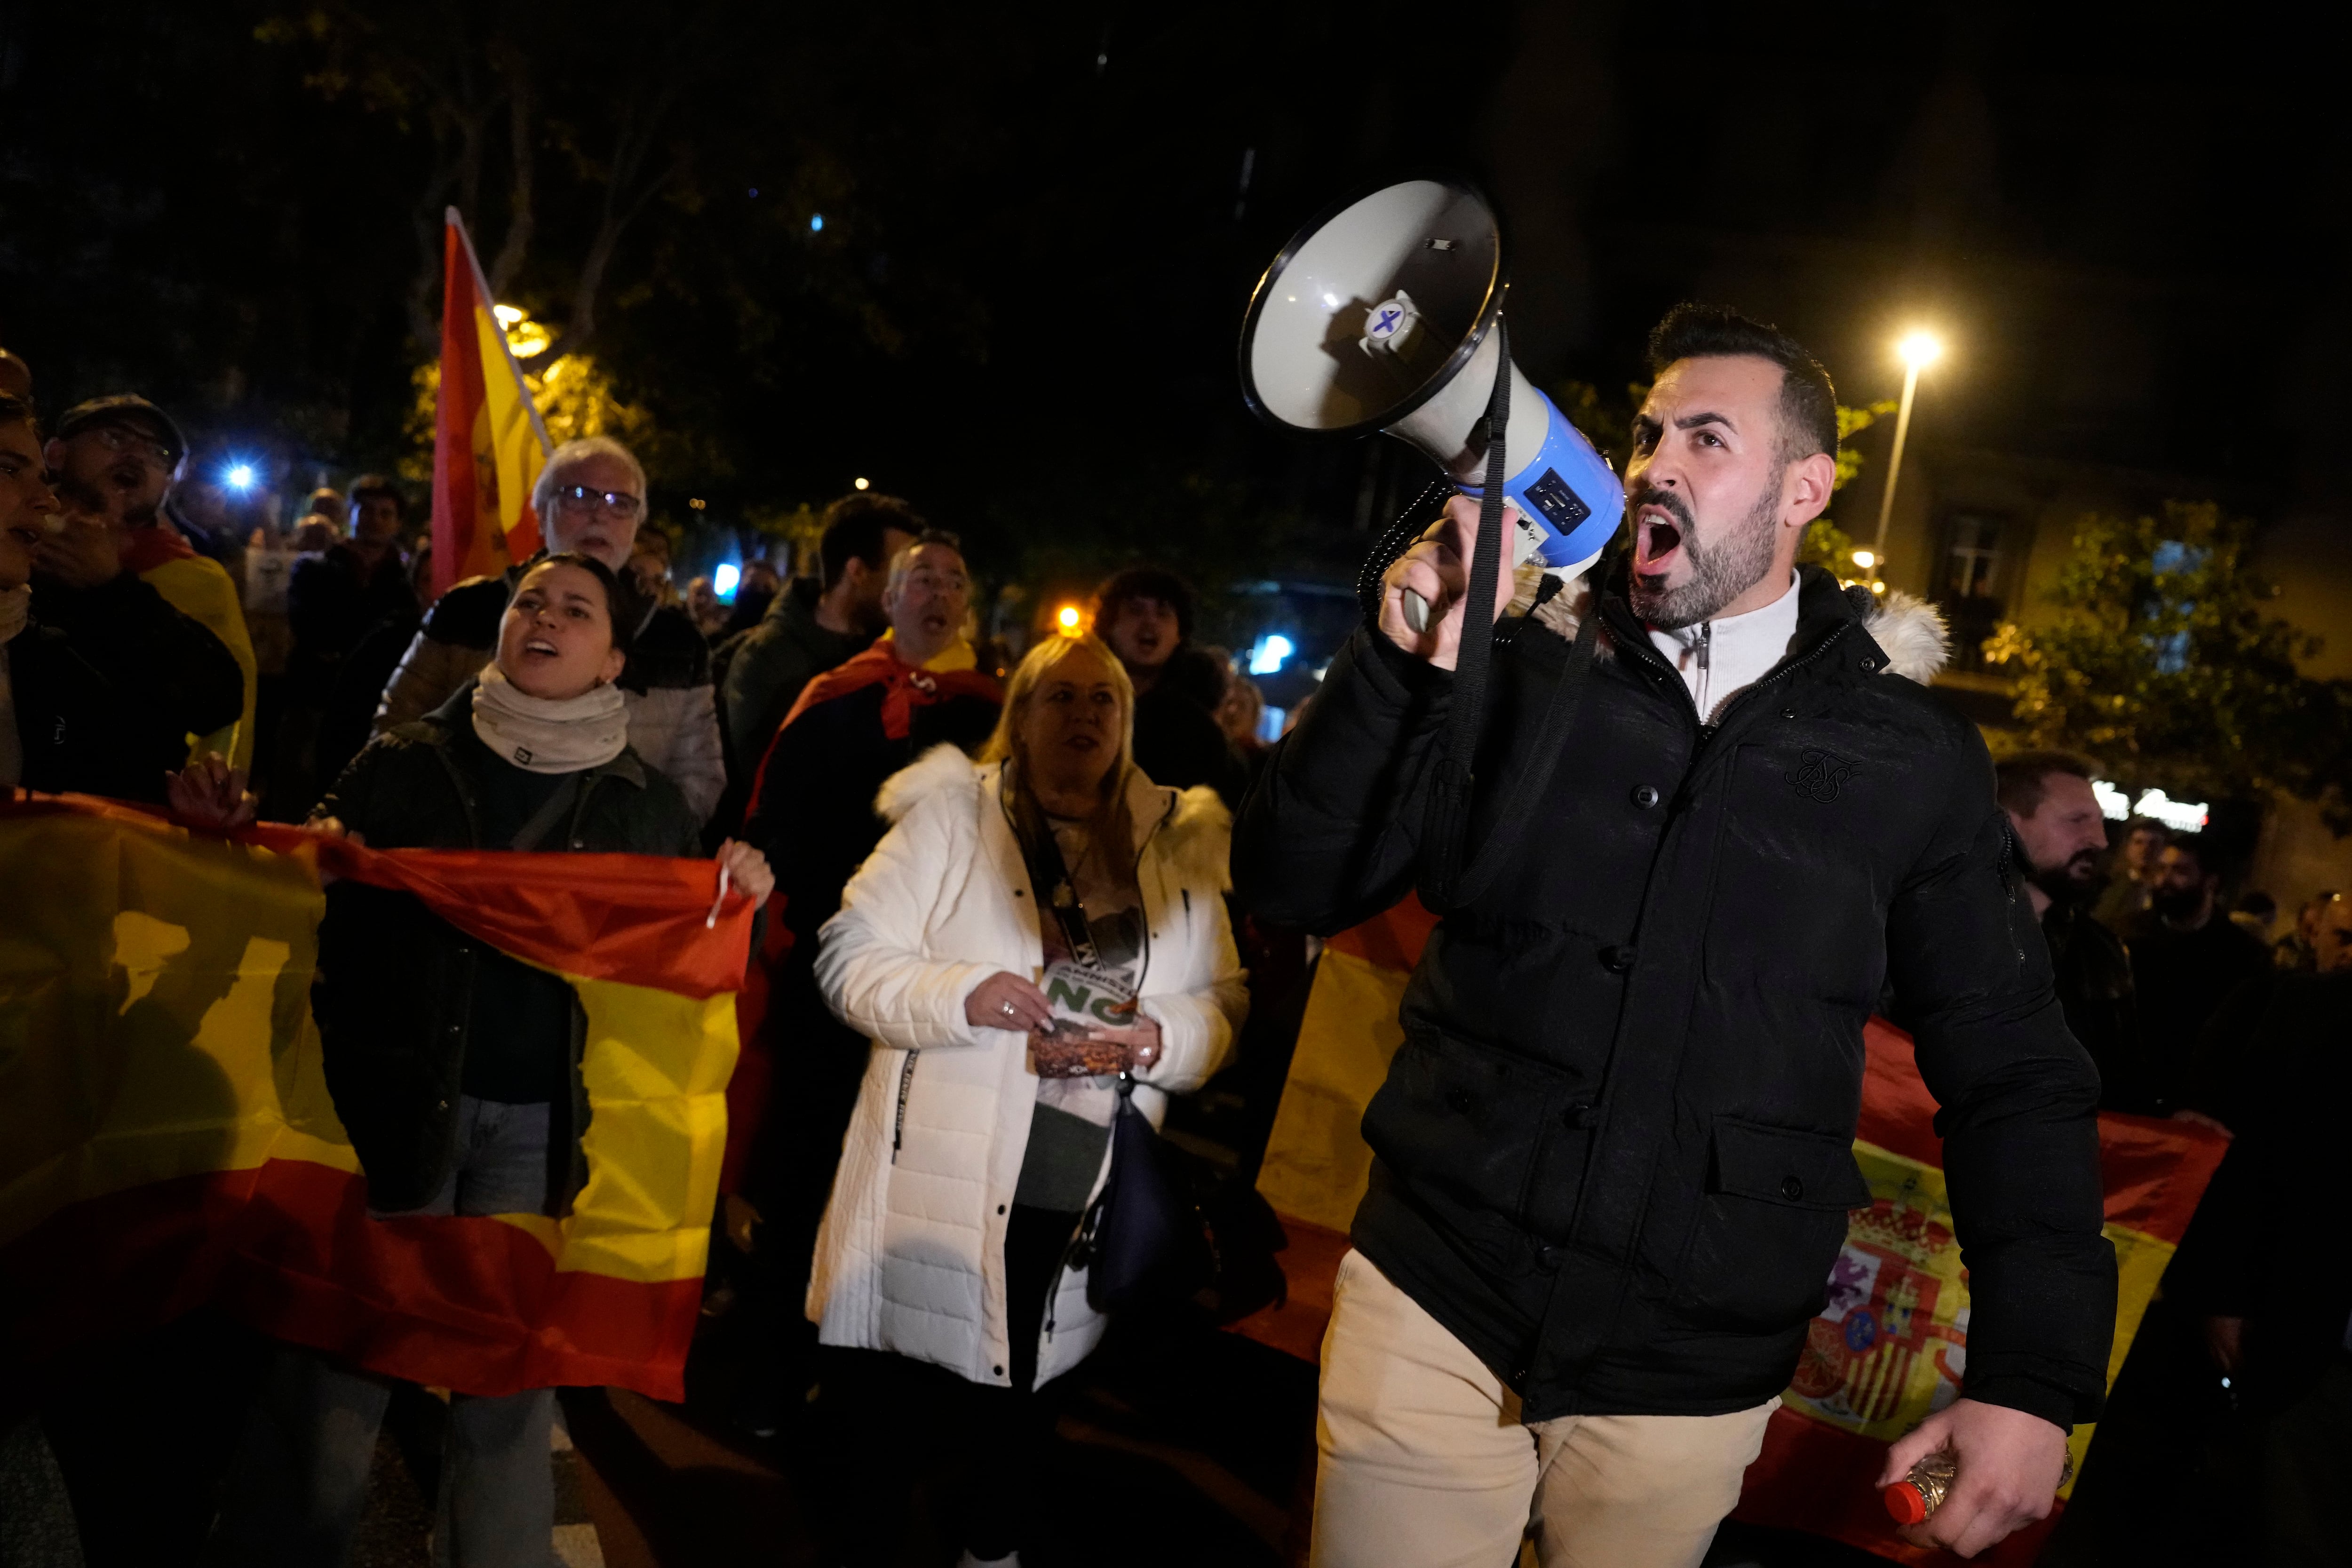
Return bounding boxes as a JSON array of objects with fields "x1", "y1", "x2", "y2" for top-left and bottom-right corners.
[
  {"x1": 2125, "y1": 835, "x2": 2273, "y2": 1114},
  {"x1": 1996, "y1": 750, "x2": 2145, "y2": 1112},
  {"x1": 1239, "y1": 303, "x2": 2112, "y2": 1564},
  {"x1": 373, "y1": 436, "x2": 726, "y2": 820},
  {"x1": 46, "y1": 395, "x2": 258, "y2": 770},
  {"x1": 1, "y1": 394, "x2": 242, "y2": 800},
  {"x1": 720, "y1": 492, "x2": 918, "y2": 774},
  {"x1": 272, "y1": 477, "x2": 419, "y2": 815},
  {"x1": 1093, "y1": 564, "x2": 1240, "y2": 800}
]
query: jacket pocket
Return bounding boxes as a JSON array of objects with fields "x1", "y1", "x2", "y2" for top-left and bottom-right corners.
[
  {"x1": 1669, "y1": 1118, "x2": 1872, "y2": 1332},
  {"x1": 1360, "y1": 1031, "x2": 1563, "y2": 1255}
]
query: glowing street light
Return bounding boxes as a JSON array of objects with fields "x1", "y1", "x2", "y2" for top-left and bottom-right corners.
[
  {"x1": 853, "y1": 476, "x2": 870, "y2": 491},
  {"x1": 1870, "y1": 330, "x2": 1943, "y2": 578},
  {"x1": 224, "y1": 462, "x2": 257, "y2": 491},
  {"x1": 1055, "y1": 604, "x2": 1084, "y2": 637},
  {"x1": 1850, "y1": 549, "x2": 1876, "y2": 571}
]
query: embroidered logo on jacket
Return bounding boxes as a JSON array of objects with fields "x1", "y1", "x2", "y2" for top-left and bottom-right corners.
[{"x1": 1785, "y1": 749, "x2": 1857, "y2": 802}]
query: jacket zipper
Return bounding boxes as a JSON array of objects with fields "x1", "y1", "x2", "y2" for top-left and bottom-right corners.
[
  {"x1": 1611, "y1": 604, "x2": 1856, "y2": 746},
  {"x1": 890, "y1": 1051, "x2": 914, "y2": 1162}
]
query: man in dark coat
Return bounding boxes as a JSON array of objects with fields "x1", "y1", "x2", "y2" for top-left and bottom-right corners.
[
  {"x1": 1093, "y1": 565, "x2": 1243, "y2": 803},
  {"x1": 731, "y1": 531, "x2": 1000, "y2": 1425},
  {"x1": 717, "y1": 492, "x2": 916, "y2": 820},
  {"x1": 1234, "y1": 305, "x2": 2112, "y2": 1565},
  {"x1": 2123, "y1": 834, "x2": 2272, "y2": 1115},
  {"x1": 0, "y1": 393, "x2": 244, "y2": 802},
  {"x1": 1996, "y1": 750, "x2": 2146, "y2": 1112}
]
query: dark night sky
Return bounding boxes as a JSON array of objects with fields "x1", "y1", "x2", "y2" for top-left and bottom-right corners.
[{"x1": 1, "y1": 1, "x2": 2339, "y2": 615}]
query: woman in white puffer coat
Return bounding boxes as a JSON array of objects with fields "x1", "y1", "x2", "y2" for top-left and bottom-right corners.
[{"x1": 809, "y1": 631, "x2": 1247, "y2": 1568}]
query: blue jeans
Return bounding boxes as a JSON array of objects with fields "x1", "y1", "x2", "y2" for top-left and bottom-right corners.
[{"x1": 213, "y1": 1098, "x2": 560, "y2": 1566}]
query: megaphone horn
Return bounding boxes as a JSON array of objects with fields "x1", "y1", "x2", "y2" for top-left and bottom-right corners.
[{"x1": 1238, "y1": 179, "x2": 1625, "y2": 629}]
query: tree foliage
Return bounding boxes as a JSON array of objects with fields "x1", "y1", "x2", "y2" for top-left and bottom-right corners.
[{"x1": 1983, "y1": 500, "x2": 2352, "y2": 825}]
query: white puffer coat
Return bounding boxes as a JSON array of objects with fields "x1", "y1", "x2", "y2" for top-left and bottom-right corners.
[{"x1": 808, "y1": 744, "x2": 1247, "y2": 1390}]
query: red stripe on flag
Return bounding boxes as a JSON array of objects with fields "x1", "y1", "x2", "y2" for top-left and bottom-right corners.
[
  {"x1": 0, "y1": 1161, "x2": 701, "y2": 1402},
  {"x1": 215, "y1": 1158, "x2": 700, "y2": 1401},
  {"x1": 0, "y1": 796, "x2": 755, "y2": 999}
]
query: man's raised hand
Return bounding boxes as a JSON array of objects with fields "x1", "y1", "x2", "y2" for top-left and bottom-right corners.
[{"x1": 1376, "y1": 494, "x2": 1522, "y2": 670}]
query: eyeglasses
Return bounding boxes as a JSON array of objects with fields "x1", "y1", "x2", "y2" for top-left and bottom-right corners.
[
  {"x1": 86, "y1": 425, "x2": 176, "y2": 468},
  {"x1": 552, "y1": 483, "x2": 644, "y2": 522}
]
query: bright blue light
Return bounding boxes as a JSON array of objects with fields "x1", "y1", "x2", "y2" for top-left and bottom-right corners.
[
  {"x1": 224, "y1": 462, "x2": 256, "y2": 491},
  {"x1": 713, "y1": 562, "x2": 741, "y2": 601},
  {"x1": 809, "y1": 213, "x2": 825, "y2": 232},
  {"x1": 1248, "y1": 634, "x2": 1294, "y2": 676}
]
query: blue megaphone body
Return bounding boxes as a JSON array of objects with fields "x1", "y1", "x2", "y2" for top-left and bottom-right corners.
[{"x1": 1240, "y1": 178, "x2": 1625, "y2": 589}]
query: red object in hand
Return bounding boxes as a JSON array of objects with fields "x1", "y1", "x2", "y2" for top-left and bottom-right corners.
[{"x1": 1883, "y1": 1450, "x2": 1956, "y2": 1525}]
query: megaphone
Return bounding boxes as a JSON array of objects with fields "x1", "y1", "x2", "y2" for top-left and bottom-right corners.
[{"x1": 1239, "y1": 179, "x2": 1624, "y2": 629}]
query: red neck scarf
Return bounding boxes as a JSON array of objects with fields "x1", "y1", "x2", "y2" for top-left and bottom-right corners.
[{"x1": 780, "y1": 644, "x2": 1001, "y2": 741}]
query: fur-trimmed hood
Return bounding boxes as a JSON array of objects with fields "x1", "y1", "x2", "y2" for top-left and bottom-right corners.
[
  {"x1": 1511, "y1": 562, "x2": 1951, "y2": 684},
  {"x1": 874, "y1": 742, "x2": 1233, "y2": 892}
]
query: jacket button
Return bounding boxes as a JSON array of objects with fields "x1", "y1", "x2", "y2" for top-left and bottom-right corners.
[
  {"x1": 1536, "y1": 1243, "x2": 1562, "y2": 1268},
  {"x1": 1561, "y1": 1102, "x2": 1600, "y2": 1129},
  {"x1": 1630, "y1": 784, "x2": 1661, "y2": 810},
  {"x1": 1780, "y1": 706, "x2": 1797, "y2": 720},
  {"x1": 997, "y1": 1204, "x2": 1007, "y2": 1215},
  {"x1": 1859, "y1": 657, "x2": 1878, "y2": 672},
  {"x1": 1445, "y1": 1088, "x2": 1475, "y2": 1114},
  {"x1": 993, "y1": 1365, "x2": 1005, "y2": 1377},
  {"x1": 1601, "y1": 945, "x2": 1637, "y2": 973},
  {"x1": 1780, "y1": 1175, "x2": 1805, "y2": 1202},
  {"x1": 437, "y1": 1099, "x2": 449, "y2": 1111}
]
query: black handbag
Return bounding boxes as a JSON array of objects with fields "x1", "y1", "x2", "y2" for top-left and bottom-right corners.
[{"x1": 1073, "y1": 1074, "x2": 1213, "y2": 1313}]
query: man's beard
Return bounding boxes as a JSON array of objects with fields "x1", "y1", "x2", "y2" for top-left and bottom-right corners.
[
  {"x1": 1627, "y1": 477, "x2": 1781, "y2": 630},
  {"x1": 2031, "y1": 849, "x2": 2101, "y2": 907}
]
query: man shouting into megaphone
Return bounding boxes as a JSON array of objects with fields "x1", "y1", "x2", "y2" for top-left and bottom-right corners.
[{"x1": 1234, "y1": 304, "x2": 2113, "y2": 1566}]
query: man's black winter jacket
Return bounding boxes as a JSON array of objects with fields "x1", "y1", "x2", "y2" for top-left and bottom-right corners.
[{"x1": 1233, "y1": 564, "x2": 2115, "y2": 1429}]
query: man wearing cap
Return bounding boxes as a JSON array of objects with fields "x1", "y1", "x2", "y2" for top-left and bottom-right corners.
[
  {"x1": 4, "y1": 392, "x2": 244, "y2": 800},
  {"x1": 45, "y1": 395, "x2": 258, "y2": 770}
]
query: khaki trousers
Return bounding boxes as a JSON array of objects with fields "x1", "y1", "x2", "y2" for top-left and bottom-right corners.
[{"x1": 1311, "y1": 1250, "x2": 1776, "y2": 1568}]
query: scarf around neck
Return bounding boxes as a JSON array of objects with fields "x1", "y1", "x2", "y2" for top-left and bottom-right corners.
[
  {"x1": 469, "y1": 661, "x2": 629, "y2": 775},
  {"x1": 0, "y1": 584, "x2": 28, "y2": 647}
]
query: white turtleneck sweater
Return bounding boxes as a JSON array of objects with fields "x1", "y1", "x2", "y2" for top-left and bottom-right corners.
[{"x1": 1645, "y1": 571, "x2": 1802, "y2": 724}]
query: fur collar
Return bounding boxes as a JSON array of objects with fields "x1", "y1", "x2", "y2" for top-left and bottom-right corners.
[
  {"x1": 1510, "y1": 565, "x2": 1951, "y2": 685},
  {"x1": 874, "y1": 743, "x2": 1232, "y2": 888}
]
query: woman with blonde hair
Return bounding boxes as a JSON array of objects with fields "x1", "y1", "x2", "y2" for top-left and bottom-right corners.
[{"x1": 808, "y1": 631, "x2": 1247, "y2": 1568}]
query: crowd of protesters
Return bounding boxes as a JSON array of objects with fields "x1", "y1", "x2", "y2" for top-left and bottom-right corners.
[{"x1": 5, "y1": 338, "x2": 2350, "y2": 1568}]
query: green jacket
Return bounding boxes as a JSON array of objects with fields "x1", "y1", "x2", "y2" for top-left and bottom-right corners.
[{"x1": 311, "y1": 688, "x2": 700, "y2": 1212}]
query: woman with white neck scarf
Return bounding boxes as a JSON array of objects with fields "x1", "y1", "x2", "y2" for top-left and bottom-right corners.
[{"x1": 204, "y1": 552, "x2": 771, "y2": 1567}]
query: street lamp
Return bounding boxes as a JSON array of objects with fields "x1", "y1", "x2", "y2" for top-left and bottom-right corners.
[{"x1": 1870, "y1": 330, "x2": 1943, "y2": 588}]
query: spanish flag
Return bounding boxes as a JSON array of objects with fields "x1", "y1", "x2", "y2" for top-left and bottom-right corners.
[
  {"x1": 431, "y1": 207, "x2": 550, "y2": 600},
  {"x1": 1230, "y1": 896, "x2": 2230, "y2": 1565},
  {"x1": 0, "y1": 794, "x2": 748, "y2": 1401}
]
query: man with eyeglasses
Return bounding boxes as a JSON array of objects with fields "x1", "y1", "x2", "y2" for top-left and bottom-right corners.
[
  {"x1": 725, "y1": 531, "x2": 1002, "y2": 1432},
  {"x1": 372, "y1": 435, "x2": 726, "y2": 821}
]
